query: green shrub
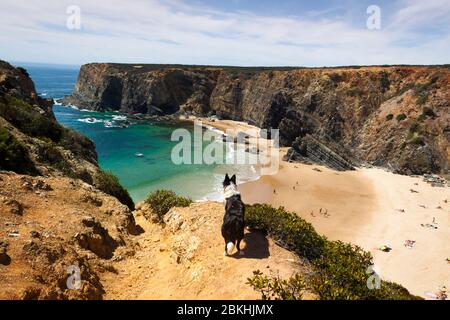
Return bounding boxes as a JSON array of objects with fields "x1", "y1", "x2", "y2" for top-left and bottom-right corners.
[
  {"x1": 94, "y1": 170, "x2": 134, "y2": 210},
  {"x1": 310, "y1": 240, "x2": 418, "y2": 300},
  {"x1": 245, "y1": 203, "x2": 419, "y2": 300},
  {"x1": 419, "y1": 114, "x2": 430, "y2": 123},
  {"x1": 16, "y1": 67, "x2": 29, "y2": 77},
  {"x1": 422, "y1": 107, "x2": 436, "y2": 118},
  {"x1": 385, "y1": 114, "x2": 394, "y2": 121},
  {"x1": 408, "y1": 135, "x2": 425, "y2": 146},
  {"x1": 347, "y1": 87, "x2": 363, "y2": 97},
  {"x1": 37, "y1": 142, "x2": 64, "y2": 164},
  {"x1": 247, "y1": 270, "x2": 306, "y2": 300},
  {"x1": 0, "y1": 96, "x2": 62, "y2": 142},
  {"x1": 0, "y1": 126, "x2": 36, "y2": 174},
  {"x1": 60, "y1": 128, "x2": 97, "y2": 164},
  {"x1": 329, "y1": 73, "x2": 343, "y2": 83},
  {"x1": 246, "y1": 204, "x2": 325, "y2": 259},
  {"x1": 145, "y1": 190, "x2": 192, "y2": 223},
  {"x1": 311, "y1": 241, "x2": 376, "y2": 299},
  {"x1": 395, "y1": 83, "x2": 414, "y2": 97},
  {"x1": 414, "y1": 77, "x2": 437, "y2": 96},
  {"x1": 380, "y1": 72, "x2": 390, "y2": 92},
  {"x1": 405, "y1": 122, "x2": 426, "y2": 146},
  {"x1": 416, "y1": 94, "x2": 428, "y2": 106},
  {"x1": 409, "y1": 121, "x2": 423, "y2": 134},
  {"x1": 396, "y1": 113, "x2": 407, "y2": 122}
]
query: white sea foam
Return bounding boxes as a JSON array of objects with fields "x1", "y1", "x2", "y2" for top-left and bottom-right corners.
[
  {"x1": 77, "y1": 118, "x2": 103, "y2": 124},
  {"x1": 112, "y1": 115, "x2": 127, "y2": 121}
]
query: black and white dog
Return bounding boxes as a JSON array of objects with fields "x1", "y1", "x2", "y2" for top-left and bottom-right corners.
[{"x1": 221, "y1": 174, "x2": 245, "y2": 256}]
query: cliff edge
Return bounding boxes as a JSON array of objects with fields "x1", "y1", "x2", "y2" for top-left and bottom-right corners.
[{"x1": 62, "y1": 64, "x2": 450, "y2": 175}]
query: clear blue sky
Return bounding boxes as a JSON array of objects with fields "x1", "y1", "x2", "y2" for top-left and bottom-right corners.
[{"x1": 0, "y1": 0, "x2": 449, "y2": 66}]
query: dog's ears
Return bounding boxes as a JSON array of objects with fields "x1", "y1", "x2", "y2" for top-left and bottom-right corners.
[
  {"x1": 224, "y1": 173, "x2": 230, "y2": 185},
  {"x1": 224, "y1": 174, "x2": 236, "y2": 186}
]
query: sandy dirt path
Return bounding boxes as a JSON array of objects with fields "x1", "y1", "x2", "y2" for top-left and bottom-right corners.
[{"x1": 101, "y1": 202, "x2": 310, "y2": 300}]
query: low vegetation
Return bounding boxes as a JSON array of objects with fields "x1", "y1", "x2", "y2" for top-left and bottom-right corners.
[
  {"x1": 421, "y1": 106, "x2": 436, "y2": 118},
  {"x1": 0, "y1": 95, "x2": 62, "y2": 142},
  {"x1": 247, "y1": 270, "x2": 307, "y2": 300},
  {"x1": 245, "y1": 204, "x2": 324, "y2": 259},
  {"x1": 392, "y1": 75, "x2": 439, "y2": 101},
  {"x1": 396, "y1": 113, "x2": 407, "y2": 122},
  {"x1": 385, "y1": 114, "x2": 394, "y2": 121},
  {"x1": 415, "y1": 94, "x2": 428, "y2": 106},
  {"x1": 60, "y1": 128, "x2": 97, "y2": 162},
  {"x1": 16, "y1": 66, "x2": 29, "y2": 77},
  {"x1": 379, "y1": 71, "x2": 390, "y2": 93},
  {"x1": 406, "y1": 121, "x2": 426, "y2": 146},
  {"x1": 245, "y1": 204, "x2": 420, "y2": 300},
  {"x1": 93, "y1": 170, "x2": 134, "y2": 210},
  {"x1": 145, "y1": 190, "x2": 192, "y2": 223},
  {"x1": 414, "y1": 75, "x2": 438, "y2": 96},
  {"x1": 0, "y1": 126, "x2": 36, "y2": 174},
  {"x1": 347, "y1": 87, "x2": 364, "y2": 97}
]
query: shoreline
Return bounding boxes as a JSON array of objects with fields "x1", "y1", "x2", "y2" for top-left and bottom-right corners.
[
  {"x1": 238, "y1": 149, "x2": 450, "y2": 298},
  {"x1": 56, "y1": 107, "x2": 449, "y2": 297},
  {"x1": 184, "y1": 116, "x2": 449, "y2": 299}
]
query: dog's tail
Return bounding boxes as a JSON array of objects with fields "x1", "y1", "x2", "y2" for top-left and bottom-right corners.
[{"x1": 226, "y1": 242, "x2": 234, "y2": 254}]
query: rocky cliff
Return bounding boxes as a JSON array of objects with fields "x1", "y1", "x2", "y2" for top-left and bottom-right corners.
[
  {"x1": 63, "y1": 63, "x2": 450, "y2": 175},
  {"x1": 0, "y1": 60, "x2": 138, "y2": 299},
  {"x1": 0, "y1": 60, "x2": 98, "y2": 181}
]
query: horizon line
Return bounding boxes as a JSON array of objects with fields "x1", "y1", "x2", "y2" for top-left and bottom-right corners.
[{"x1": 7, "y1": 59, "x2": 450, "y2": 70}]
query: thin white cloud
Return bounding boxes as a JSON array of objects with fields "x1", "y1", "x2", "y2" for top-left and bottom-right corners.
[{"x1": 0, "y1": 0, "x2": 448, "y2": 66}]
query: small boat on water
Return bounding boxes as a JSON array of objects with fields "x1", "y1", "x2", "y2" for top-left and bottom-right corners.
[
  {"x1": 104, "y1": 121, "x2": 114, "y2": 128},
  {"x1": 135, "y1": 153, "x2": 144, "y2": 158}
]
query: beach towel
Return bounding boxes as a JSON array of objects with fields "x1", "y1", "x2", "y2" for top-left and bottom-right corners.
[{"x1": 404, "y1": 240, "x2": 416, "y2": 249}]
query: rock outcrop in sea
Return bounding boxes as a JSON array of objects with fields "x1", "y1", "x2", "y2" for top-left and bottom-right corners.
[{"x1": 62, "y1": 63, "x2": 450, "y2": 175}]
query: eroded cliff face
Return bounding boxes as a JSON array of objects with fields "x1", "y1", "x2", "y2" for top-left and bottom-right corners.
[
  {"x1": 0, "y1": 60, "x2": 138, "y2": 299},
  {"x1": 63, "y1": 63, "x2": 450, "y2": 175},
  {"x1": 0, "y1": 60, "x2": 99, "y2": 181}
]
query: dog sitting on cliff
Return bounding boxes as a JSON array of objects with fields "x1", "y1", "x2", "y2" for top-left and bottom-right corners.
[{"x1": 221, "y1": 174, "x2": 245, "y2": 256}]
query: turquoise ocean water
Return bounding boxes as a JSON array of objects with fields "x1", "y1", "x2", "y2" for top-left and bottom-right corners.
[{"x1": 17, "y1": 62, "x2": 259, "y2": 202}]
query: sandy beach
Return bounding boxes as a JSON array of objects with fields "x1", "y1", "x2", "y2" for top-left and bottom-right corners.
[
  {"x1": 182, "y1": 116, "x2": 450, "y2": 298},
  {"x1": 239, "y1": 150, "x2": 450, "y2": 298}
]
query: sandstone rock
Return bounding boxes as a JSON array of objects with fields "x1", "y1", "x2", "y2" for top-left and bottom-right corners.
[
  {"x1": 30, "y1": 230, "x2": 40, "y2": 238},
  {"x1": 76, "y1": 217, "x2": 117, "y2": 259},
  {"x1": 32, "y1": 180, "x2": 53, "y2": 191},
  {"x1": 81, "y1": 193, "x2": 103, "y2": 207},
  {"x1": 284, "y1": 135, "x2": 356, "y2": 171},
  {"x1": 0, "y1": 242, "x2": 10, "y2": 265},
  {"x1": 2, "y1": 197, "x2": 24, "y2": 215}
]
